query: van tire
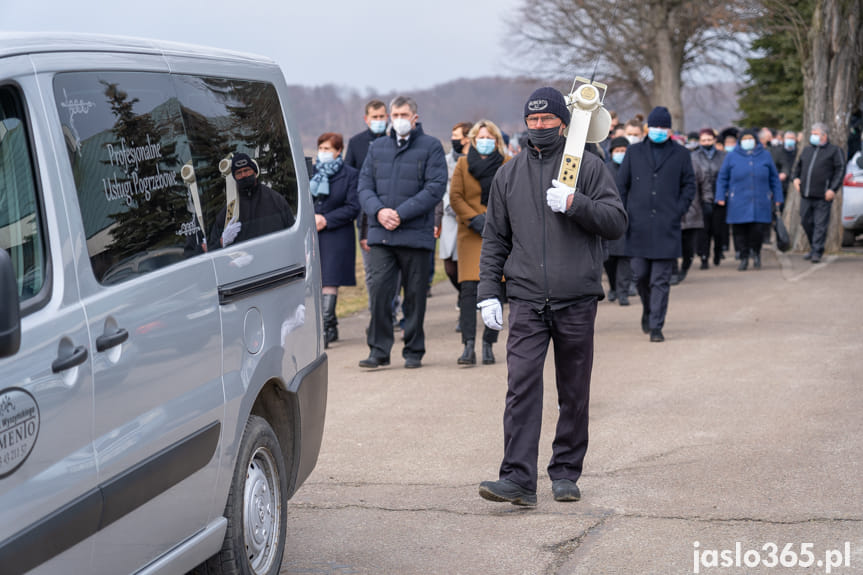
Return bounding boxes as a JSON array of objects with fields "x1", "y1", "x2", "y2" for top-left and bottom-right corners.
[
  {"x1": 842, "y1": 229, "x2": 856, "y2": 247},
  {"x1": 205, "y1": 415, "x2": 287, "y2": 575}
]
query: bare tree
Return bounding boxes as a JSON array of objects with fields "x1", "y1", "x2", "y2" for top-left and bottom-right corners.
[
  {"x1": 506, "y1": 0, "x2": 754, "y2": 130},
  {"x1": 764, "y1": 0, "x2": 863, "y2": 253}
]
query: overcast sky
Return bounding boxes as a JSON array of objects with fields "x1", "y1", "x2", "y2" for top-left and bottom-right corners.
[{"x1": 3, "y1": 0, "x2": 523, "y2": 92}]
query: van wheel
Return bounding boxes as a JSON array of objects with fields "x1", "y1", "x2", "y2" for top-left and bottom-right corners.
[
  {"x1": 842, "y1": 229, "x2": 856, "y2": 247},
  {"x1": 206, "y1": 415, "x2": 287, "y2": 575}
]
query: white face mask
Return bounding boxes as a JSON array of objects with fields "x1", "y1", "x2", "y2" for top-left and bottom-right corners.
[
  {"x1": 317, "y1": 151, "x2": 335, "y2": 164},
  {"x1": 392, "y1": 117, "x2": 412, "y2": 137},
  {"x1": 626, "y1": 135, "x2": 641, "y2": 145}
]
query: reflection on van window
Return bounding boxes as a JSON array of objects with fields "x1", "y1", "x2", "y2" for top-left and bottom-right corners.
[
  {"x1": 0, "y1": 87, "x2": 45, "y2": 300},
  {"x1": 172, "y1": 75, "x2": 297, "y2": 253},
  {"x1": 53, "y1": 72, "x2": 299, "y2": 283}
]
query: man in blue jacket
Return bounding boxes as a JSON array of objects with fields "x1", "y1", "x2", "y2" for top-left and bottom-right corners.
[
  {"x1": 357, "y1": 96, "x2": 447, "y2": 369},
  {"x1": 616, "y1": 106, "x2": 696, "y2": 342}
]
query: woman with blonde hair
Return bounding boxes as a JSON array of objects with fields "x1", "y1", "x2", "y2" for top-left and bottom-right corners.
[{"x1": 450, "y1": 119, "x2": 510, "y2": 365}]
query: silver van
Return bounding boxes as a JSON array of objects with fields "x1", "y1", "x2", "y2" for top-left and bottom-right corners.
[{"x1": 0, "y1": 33, "x2": 327, "y2": 575}]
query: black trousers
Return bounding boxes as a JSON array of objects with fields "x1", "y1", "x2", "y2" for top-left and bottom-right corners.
[
  {"x1": 631, "y1": 258, "x2": 674, "y2": 331},
  {"x1": 800, "y1": 197, "x2": 832, "y2": 256},
  {"x1": 698, "y1": 203, "x2": 728, "y2": 255},
  {"x1": 458, "y1": 281, "x2": 499, "y2": 345},
  {"x1": 603, "y1": 256, "x2": 631, "y2": 295},
  {"x1": 733, "y1": 223, "x2": 764, "y2": 257},
  {"x1": 499, "y1": 298, "x2": 597, "y2": 491},
  {"x1": 366, "y1": 245, "x2": 431, "y2": 361},
  {"x1": 681, "y1": 229, "x2": 698, "y2": 270}
]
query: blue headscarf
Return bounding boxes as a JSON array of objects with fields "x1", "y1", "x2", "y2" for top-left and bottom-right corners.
[{"x1": 310, "y1": 156, "x2": 343, "y2": 197}]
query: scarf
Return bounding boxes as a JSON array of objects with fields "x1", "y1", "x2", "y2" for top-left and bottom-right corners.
[
  {"x1": 467, "y1": 146, "x2": 503, "y2": 206},
  {"x1": 310, "y1": 156, "x2": 343, "y2": 198}
]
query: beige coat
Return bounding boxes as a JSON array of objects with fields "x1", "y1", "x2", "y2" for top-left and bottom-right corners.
[{"x1": 449, "y1": 154, "x2": 510, "y2": 282}]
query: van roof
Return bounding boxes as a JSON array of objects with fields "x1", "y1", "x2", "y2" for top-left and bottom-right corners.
[{"x1": 0, "y1": 32, "x2": 276, "y2": 66}]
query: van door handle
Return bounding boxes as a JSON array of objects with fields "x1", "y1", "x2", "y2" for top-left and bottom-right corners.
[
  {"x1": 96, "y1": 328, "x2": 129, "y2": 352},
  {"x1": 52, "y1": 345, "x2": 88, "y2": 373}
]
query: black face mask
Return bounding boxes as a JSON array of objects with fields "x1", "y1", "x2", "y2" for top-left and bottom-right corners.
[
  {"x1": 237, "y1": 174, "x2": 257, "y2": 194},
  {"x1": 528, "y1": 126, "x2": 561, "y2": 150},
  {"x1": 451, "y1": 139, "x2": 464, "y2": 154},
  {"x1": 702, "y1": 144, "x2": 714, "y2": 152}
]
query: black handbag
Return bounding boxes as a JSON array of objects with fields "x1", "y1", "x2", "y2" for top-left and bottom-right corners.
[{"x1": 774, "y1": 212, "x2": 790, "y2": 252}]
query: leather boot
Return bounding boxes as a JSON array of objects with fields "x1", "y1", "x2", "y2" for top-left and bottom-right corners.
[
  {"x1": 737, "y1": 256, "x2": 749, "y2": 271},
  {"x1": 458, "y1": 340, "x2": 476, "y2": 365},
  {"x1": 482, "y1": 341, "x2": 495, "y2": 365},
  {"x1": 322, "y1": 293, "x2": 338, "y2": 347},
  {"x1": 753, "y1": 251, "x2": 762, "y2": 269}
]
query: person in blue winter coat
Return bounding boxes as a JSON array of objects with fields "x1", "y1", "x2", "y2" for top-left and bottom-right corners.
[
  {"x1": 311, "y1": 132, "x2": 361, "y2": 347},
  {"x1": 357, "y1": 96, "x2": 448, "y2": 369},
  {"x1": 715, "y1": 129, "x2": 783, "y2": 271}
]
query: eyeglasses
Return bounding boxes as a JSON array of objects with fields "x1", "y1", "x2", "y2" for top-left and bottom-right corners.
[{"x1": 525, "y1": 115, "x2": 560, "y2": 127}]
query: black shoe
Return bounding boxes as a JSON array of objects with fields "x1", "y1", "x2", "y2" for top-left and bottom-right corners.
[
  {"x1": 678, "y1": 268, "x2": 688, "y2": 283},
  {"x1": 482, "y1": 341, "x2": 495, "y2": 365},
  {"x1": 753, "y1": 252, "x2": 761, "y2": 269},
  {"x1": 737, "y1": 257, "x2": 748, "y2": 271},
  {"x1": 552, "y1": 479, "x2": 581, "y2": 502},
  {"x1": 803, "y1": 251, "x2": 813, "y2": 261},
  {"x1": 618, "y1": 293, "x2": 630, "y2": 306},
  {"x1": 650, "y1": 329, "x2": 665, "y2": 342},
  {"x1": 458, "y1": 340, "x2": 476, "y2": 365},
  {"x1": 405, "y1": 357, "x2": 422, "y2": 369},
  {"x1": 628, "y1": 284, "x2": 638, "y2": 296},
  {"x1": 607, "y1": 289, "x2": 617, "y2": 302},
  {"x1": 359, "y1": 356, "x2": 390, "y2": 368},
  {"x1": 713, "y1": 255, "x2": 721, "y2": 267},
  {"x1": 811, "y1": 253, "x2": 822, "y2": 263},
  {"x1": 641, "y1": 311, "x2": 650, "y2": 334},
  {"x1": 478, "y1": 479, "x2": 537, "y2": 507},
  {"x1": 669, "y1": 273, "x2": 680, "y2": 286},
  {"x1": 700, "y1": 258, "x2": 709, "y2": 270}
]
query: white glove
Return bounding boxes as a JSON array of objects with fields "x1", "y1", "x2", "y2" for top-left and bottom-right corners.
[
  {"x1": 546, "y1": 179, "x2": 575, "y2": 213},
  {"x1": 221, "y1": 217, "x2": 242, "y2": 247},
  {"x1": 478, "y1": 298, "x2": 503, "y2": 331}
]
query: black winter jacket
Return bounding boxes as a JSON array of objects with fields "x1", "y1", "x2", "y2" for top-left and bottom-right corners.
[
  {"x1": 478, "y1": 136, "x2": 627, "y2": 310},
  {"x1": 792, "y1": 142, "x2": 845, "y2": 199},
  {"x1": 358, "y1": 123, "x2": 447, "y2": 251},
  {"x1": 208, "y1": 181, "x2": 294, "y2": 249},
  {"x1": 616, "y1": 139, "x2": 696, "y2": 259}
]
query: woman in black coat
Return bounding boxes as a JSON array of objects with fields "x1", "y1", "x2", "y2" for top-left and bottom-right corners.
[{"x1": 311, "y1": 132, "x2": 360, "y2": 347}]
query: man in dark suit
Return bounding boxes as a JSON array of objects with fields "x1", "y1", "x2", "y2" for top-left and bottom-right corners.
[{"x1": 616, "y1": 106, "x2": 695, "y2": 342}]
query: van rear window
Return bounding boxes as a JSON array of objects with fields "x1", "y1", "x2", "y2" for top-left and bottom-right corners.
[{"x1": 53, "y1": 71, "x2": 298, "y2": 285}]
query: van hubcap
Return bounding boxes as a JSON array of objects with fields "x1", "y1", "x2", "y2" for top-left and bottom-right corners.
[{"x1": 243, "y1": 446, "x2": 281, "y2": 574}]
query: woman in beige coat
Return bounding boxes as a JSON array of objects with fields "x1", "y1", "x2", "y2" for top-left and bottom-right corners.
[{"x1": 450, "y1": 120, "x2": 510, "y2": 365}]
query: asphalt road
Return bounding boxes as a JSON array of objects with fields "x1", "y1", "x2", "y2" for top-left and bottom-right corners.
[{"x1": 281, "y1": 247, "x2": 863, "y2": 575}]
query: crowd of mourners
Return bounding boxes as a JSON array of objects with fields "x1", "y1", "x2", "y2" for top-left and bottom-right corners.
[{"x1": 307, "y1": 95, "x2": 848, "y2": 356}]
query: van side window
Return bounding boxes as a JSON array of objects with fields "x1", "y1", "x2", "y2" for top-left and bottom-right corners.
[
  {"x1": 0, "y1": 87, "x2": 46, "y2": 300},
  {"x1": 53, "y1": 72, "x2": 192, "y2": 284},
  {"x1": 171, "y1": 75, "x2": 298, "y2": 249}
]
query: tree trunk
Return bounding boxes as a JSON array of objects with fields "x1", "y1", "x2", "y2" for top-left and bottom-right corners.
[
  {"x1": 649, "y1": 14, "x2": 686, "y2": 130},
  {"x1": 791, "y1": 0, "x2": 863, "y2": 253}
]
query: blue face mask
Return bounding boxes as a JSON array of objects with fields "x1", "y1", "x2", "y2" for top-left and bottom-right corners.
[
  {"x1": 784, "y1": 138, "x2": 796, "y2": 150},
  {"x1": 612, "y1": 151, "x2": 626, "y2": 165},
  {"x1": 647, "y1": 127, "x2": 669, "y2": 144},
  {"x1": 726, "y1": 144, "x2": 736, "y2": 153},
  {"x1": 809, "y1": 134, "x2": 821, "y2": 147},
  {"x1": 369, "y1": 120, "x2": 386, "y2": 134},
  {"x1": 740, "y1": 139, "x2": 756, "y2": 151},
  {"x1": 475, "y1": 138, "x2": 496, "y2": 155}
]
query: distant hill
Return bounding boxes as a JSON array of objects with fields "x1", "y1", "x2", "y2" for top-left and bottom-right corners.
[{"x1": 287, "y1": 77, "x2": 742, "y2": 153}]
